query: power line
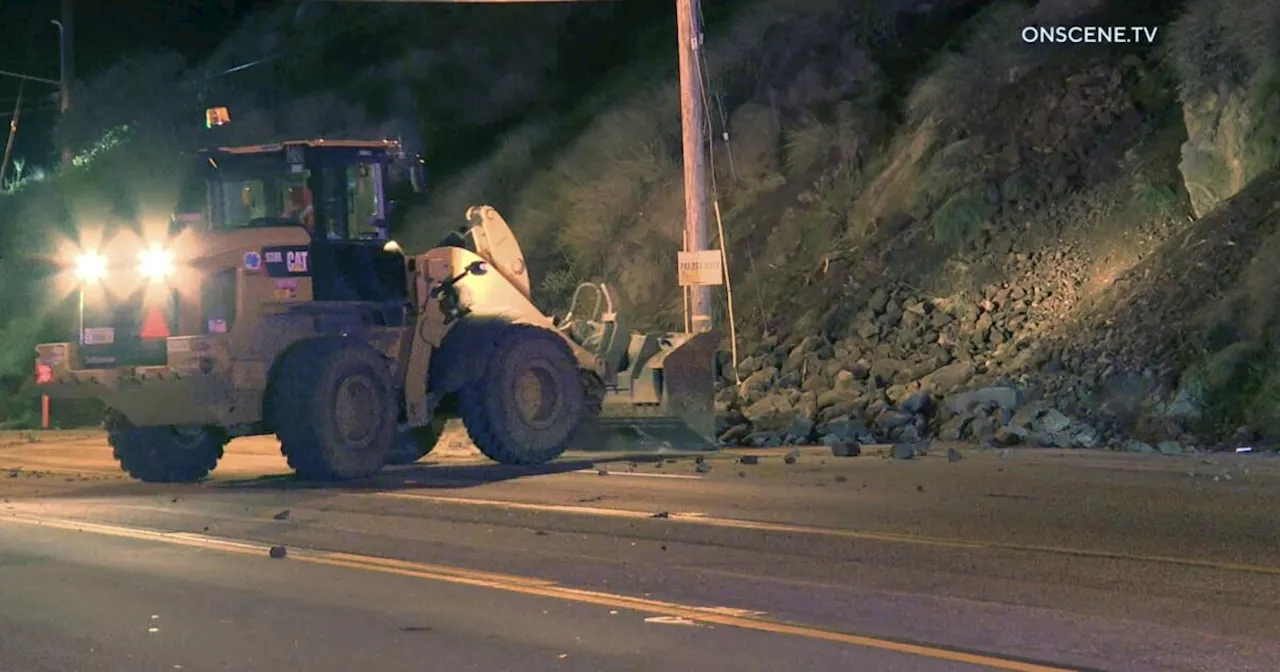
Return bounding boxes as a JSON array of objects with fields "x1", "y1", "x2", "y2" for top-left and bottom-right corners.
[
  {"x1": 0, "y1": 69, "x2": 60, "y2": 86},
  {"x1": 205, "y1": 3, "x2": 403, "y2": 80}
]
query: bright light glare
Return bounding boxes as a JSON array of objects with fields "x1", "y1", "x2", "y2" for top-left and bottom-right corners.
[
  {"x1": 74, "y1": 252, "x2": 106, "y2": 282},
  {"x1": 139, "y1": 247, "x2": 174, "y2": 281}
]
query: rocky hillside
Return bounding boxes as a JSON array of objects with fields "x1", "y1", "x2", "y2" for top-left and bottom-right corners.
[{"x1": 708, "y1": 0, "x2": 1280, "y2": 452}]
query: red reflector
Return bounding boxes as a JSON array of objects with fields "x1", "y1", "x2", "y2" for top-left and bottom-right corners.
[
  {"x1": 140, "y1": 307, "x2": 170, "y2": 340},
  {"x1": 34, "y1": 363, "x2": 53, "y2": 384}
]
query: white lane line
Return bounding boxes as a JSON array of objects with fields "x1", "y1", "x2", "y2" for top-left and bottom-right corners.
[
  {"x1": 573, "y1": 469, "x2": 703, "y2": 480},
  {"x1": 373, "y1": 492, "x2": 707, "y2": 520}
]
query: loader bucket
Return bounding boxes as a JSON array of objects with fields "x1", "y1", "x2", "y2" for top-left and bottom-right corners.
[{"x1": 576, "y1": 330, "x2": 719, "y2": 453}]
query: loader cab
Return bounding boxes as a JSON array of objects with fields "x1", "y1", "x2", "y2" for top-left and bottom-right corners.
[{"x1": 189, "y1": 140, "x2": 410, "y2": 307}]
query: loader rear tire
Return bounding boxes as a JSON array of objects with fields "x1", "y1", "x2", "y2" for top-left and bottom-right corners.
[
  {"x1": 385, "y1": 417, "x2": 445, "y2": 466},
  {"x1": 272, "y1": 339, "x2": 398, "y2": 481},
  {"x1": 108, "y1": 417, "x2": 226, "y2": 483},
  {"x1": 460, "y1": 326, "x2": 586, "y2": 466}
]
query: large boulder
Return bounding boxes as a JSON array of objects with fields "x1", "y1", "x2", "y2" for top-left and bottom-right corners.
[
  {"x1": 945, "y1": 386, "x2": 1022, "y2": 414},
  {"x1": 742, "y1": 393, "x2": 798, "y2": 431}
]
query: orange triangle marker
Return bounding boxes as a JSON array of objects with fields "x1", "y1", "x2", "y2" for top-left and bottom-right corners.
[{"x1": 140, "y1": 307, "x2": 170, "y2": 339}]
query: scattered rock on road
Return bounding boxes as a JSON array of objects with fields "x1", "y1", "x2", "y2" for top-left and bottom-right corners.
[
  {"x1": 272, "y1": 509, "x2": 291, "y2": 520},
  {"x1": 891, "y1": 441, "x2": 930, "y2": 460},
  {"x1": 831, "y1": 442, "x2": 861, "y2": 457},
  {"x1": 268, "y1": 545, "x2": 287, "y2": 559}
]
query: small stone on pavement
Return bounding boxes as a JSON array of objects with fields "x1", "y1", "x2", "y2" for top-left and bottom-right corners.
[{"x1": 831, "y1": 442, "x2": 861, "y2": 457}]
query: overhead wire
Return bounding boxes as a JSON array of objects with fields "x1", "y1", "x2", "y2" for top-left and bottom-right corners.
[{"x1": 211, "y1": 3, "x2": 402, "y2": 78}]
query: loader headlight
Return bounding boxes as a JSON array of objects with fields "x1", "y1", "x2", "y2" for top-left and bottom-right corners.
[
  {"x1": 74, "y1": 252, "x2": 107, "y2": 282},
  {"x1": 138, "y1": 246, "x2": 174, "y2": 282}
]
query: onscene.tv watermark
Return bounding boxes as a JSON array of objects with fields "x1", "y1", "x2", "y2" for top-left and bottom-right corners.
[{"x1": 1021, "y1": 25, "x2": 1159, "y2": 44}]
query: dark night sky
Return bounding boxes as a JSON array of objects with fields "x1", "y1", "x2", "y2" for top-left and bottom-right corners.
[{"x1": 1, "y1": 0, "x2": 272, "y2": 166}]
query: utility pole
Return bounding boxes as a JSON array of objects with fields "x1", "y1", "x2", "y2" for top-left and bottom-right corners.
[
  {"x1": 54, "y1": 0, "x2": 74, "y2": 167},
  {"x1": 676, "y1": 0, "x2": 712, "y2": 333},
  {"x1": 0, "y1": 81, "x2": 24, "y2": 188}
]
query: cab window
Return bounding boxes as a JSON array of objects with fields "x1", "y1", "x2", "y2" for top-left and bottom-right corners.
[
  {"x1": 346, "y1": 163, "x2": 381, "y2": 239},
  {"x1": 214, "y1": 172, "x2": 312, "y2": 231}
]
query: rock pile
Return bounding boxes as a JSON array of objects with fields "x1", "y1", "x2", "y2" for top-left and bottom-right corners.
[{"x1": 713, "y1": 278, "x2": 1109, "y2": 448}]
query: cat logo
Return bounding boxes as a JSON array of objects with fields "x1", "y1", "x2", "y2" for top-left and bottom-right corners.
[{"x1": 286, "y1": 250, "x2": 309, "y2": 273}]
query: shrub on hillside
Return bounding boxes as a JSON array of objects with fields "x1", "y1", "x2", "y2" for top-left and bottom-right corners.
[
  {"x1": 1169, "y1": 0, "x2": 1280, "y2": 210},
  {"x1": 904, "y1": 0, "x2": 1105, "y2": 130},
  {"x1": 1168, "y1": 0, "x2": 1280, "y2": 102}
]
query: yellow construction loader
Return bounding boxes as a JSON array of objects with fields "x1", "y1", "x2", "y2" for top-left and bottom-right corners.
[{"x1": 29, "y1": 128, "x2": 716, "y2": 482}]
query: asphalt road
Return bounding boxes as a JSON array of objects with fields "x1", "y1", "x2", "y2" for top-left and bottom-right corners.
[{"x1": 1, "y1": 430, "x2": 1279, "y2": 671}]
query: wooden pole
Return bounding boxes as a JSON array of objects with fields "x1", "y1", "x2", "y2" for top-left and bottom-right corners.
[
  {"x1": 676, "y1": 0, "x2": 711, "y2": 333},
  {"x1": 0, "y1": 81, "x2": 24, "y2": 188},
  {"x1": 41, "y1": 396, "x2": 50, "y2": 429}
]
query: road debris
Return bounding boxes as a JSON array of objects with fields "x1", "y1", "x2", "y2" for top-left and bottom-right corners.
[
  {"x1": 831, "y1": 442, "x2": 860, "y2": 457},
  {"x1": 948, "y1": 448, "x2": 963, "y2": 462},
  {"x1": 695, "y1": 461, "x2": 711, "y2": 473},
  {"x1": 272, "y1": 509, "x2": 291, "y2": 520},
  {"x1": 784, "y1": 449, "x2": 801, "y2": 464},
  {"x1": 268, "y1": 545, "x2": 288, "y2": 559},
  {"x1": 597, "y1": 468, "x2": 609, "y2": 476},
  {"x1": 890, "y1": 443, "x2": 917, "y2": 460},
  {"x1": 651, "y1": 511, "x2": 670, "y2": 518},
  {"x1": 738, "y1": 455, "x2": 759, "y2": 465}
]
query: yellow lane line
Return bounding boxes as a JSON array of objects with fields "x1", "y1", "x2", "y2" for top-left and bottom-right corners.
[
  {"x1": 371, "y1": 492, "x2": 1280, "y2": 576},
  {"x1": 0, "y1": 512, "x2": 1078, "y2": 672}
]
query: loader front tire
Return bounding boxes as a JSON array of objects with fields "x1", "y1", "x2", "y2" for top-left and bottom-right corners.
[
  {"x1": 272, "y1": 340, "x2": 398, "y2": 481},
  {"x1": 460, "y1": 326, "x2": 585, "y2": 466},
  {"x1": 108, "y1": 417, "x2": 226, "y2": 483}
]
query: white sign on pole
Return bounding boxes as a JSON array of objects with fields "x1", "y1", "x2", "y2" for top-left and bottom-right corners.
[{"x1": 678, "y1": 250, "x2": 723, "y2": 286}]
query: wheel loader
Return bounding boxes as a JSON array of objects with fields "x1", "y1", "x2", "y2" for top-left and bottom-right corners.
[{"x1": 28, "y1": 132, "x2": 717, "y2": 483}]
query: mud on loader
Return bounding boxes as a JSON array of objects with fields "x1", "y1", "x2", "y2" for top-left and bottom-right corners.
[{"x1": 29, "y1": 137, "x2": 717, "y2": 483}]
